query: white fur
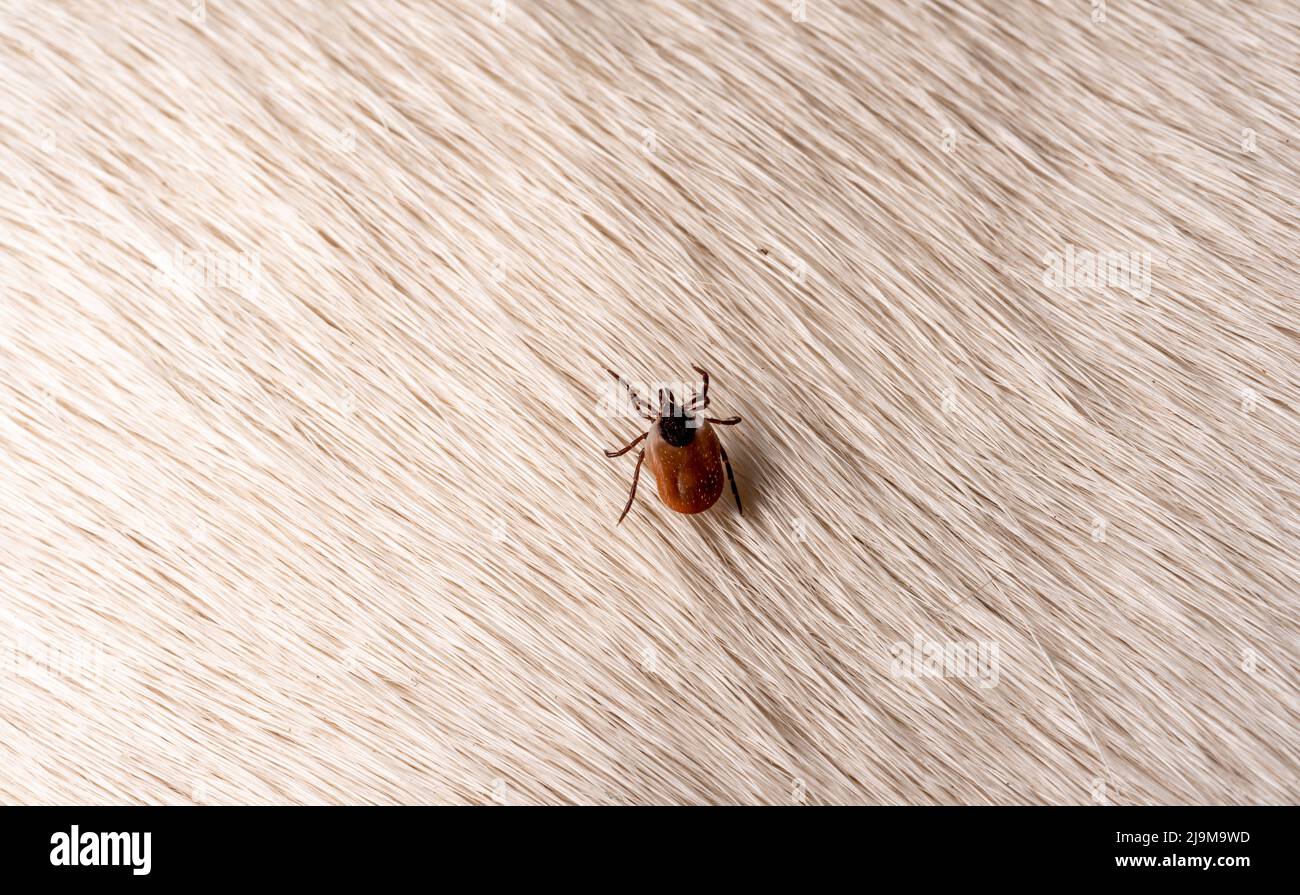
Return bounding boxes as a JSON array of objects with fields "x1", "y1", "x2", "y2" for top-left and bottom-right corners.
[{"x1": 0, "y1": 0, "x2": 1296, "y2": 804}]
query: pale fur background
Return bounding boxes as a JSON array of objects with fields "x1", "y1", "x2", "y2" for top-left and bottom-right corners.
[{"x1": 1, "y1": 0, "x2": 1297, "y2": 805}]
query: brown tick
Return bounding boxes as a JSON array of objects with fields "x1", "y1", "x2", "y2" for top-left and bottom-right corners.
[{"x1": 604, "y1": 366, "x2": 742, "y2": 524}]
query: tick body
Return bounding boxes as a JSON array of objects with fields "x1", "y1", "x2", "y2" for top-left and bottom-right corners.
[{"x1": 604, "y1": 366, "x2": 743, "y2": 524}]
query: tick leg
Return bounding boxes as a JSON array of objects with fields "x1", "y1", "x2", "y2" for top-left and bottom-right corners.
[
  {"x1": 608, "y1": 369, "x2": 655, "y2": 421},
  {"x1": 604, "y1": 430, "x2": 647, "y2": 458},
  {"x1": 706, "y1": 415, "x2": 742, "y2": 426},
  {"x1": 617, "y1": 448, "x2": 647, "y2": 525},
  {"x1": 688, "y1": 365, "x2": 710, "y2": 411},
  {"x1": 719, "y1": 444, "x2": 742, "y2": 516}
]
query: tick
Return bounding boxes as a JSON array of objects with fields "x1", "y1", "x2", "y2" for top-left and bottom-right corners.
[{"x1": 604, "y1": 365, "x2": 743, "y2": 524}]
